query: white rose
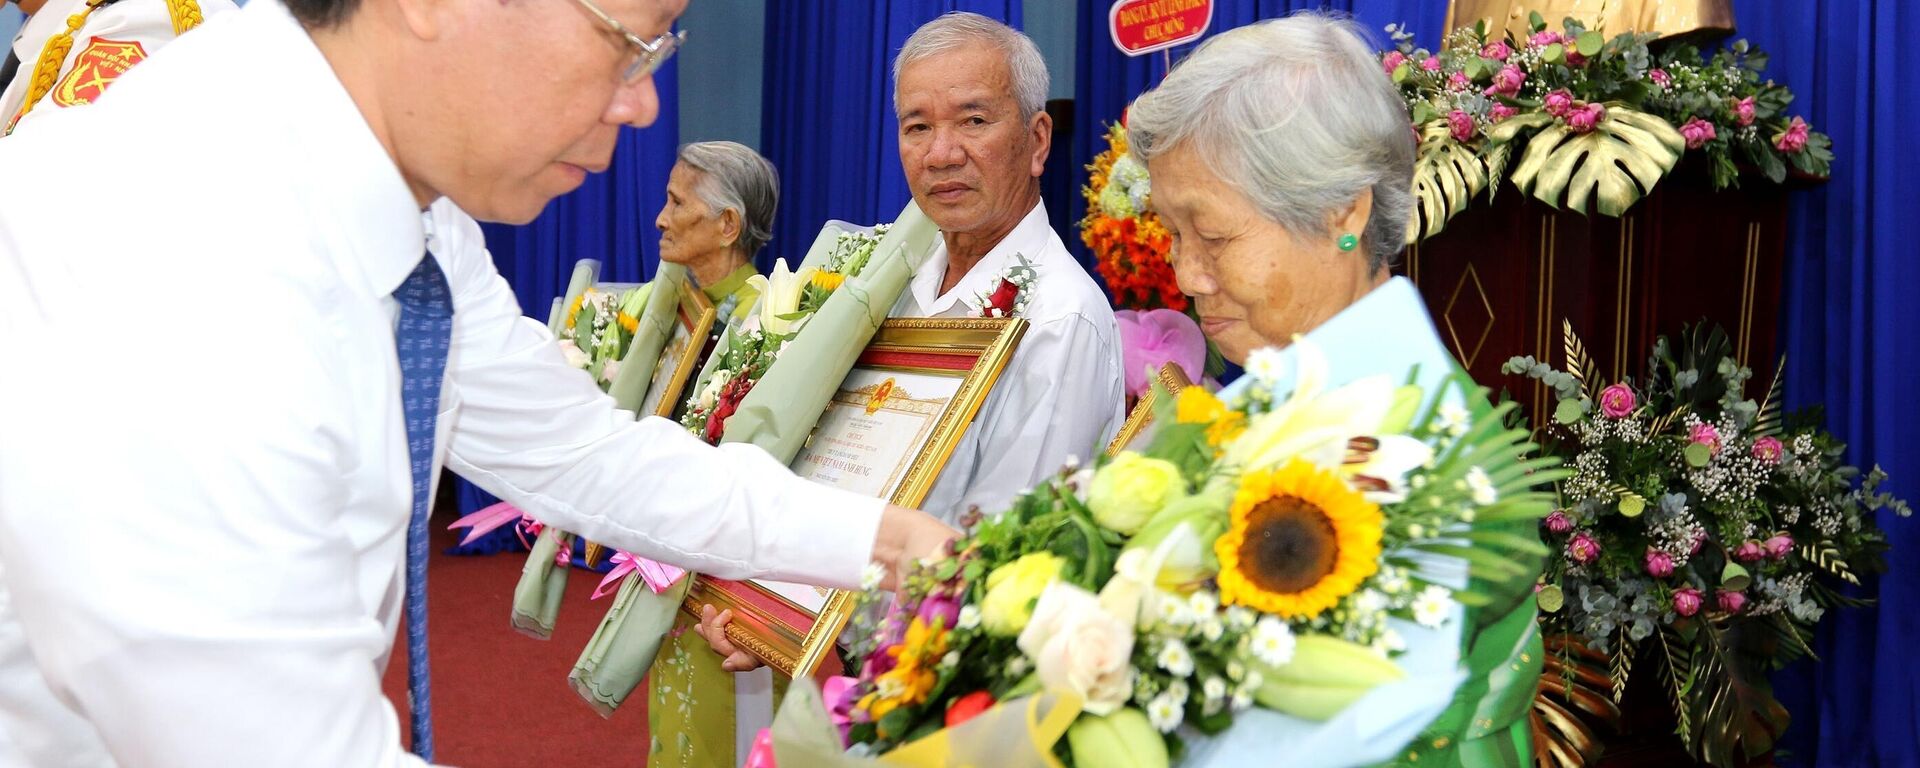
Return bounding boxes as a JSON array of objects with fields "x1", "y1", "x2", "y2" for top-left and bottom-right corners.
[
  {"x1": 557, "y1": 339, "x2": 589, "y2": 369},
  {"x1": 599, "y1": 358, "x2": 621, "y2": 385},
  {"x1": 1017, "y1": 581, "x2": 1137, "y2": 716}
]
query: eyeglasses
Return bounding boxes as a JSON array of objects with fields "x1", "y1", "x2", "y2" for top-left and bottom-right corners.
[{"x1": 569, "y1": 0, "x2": 686, "y2": 83}]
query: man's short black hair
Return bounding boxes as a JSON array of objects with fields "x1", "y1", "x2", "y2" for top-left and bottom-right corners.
[{"x1": 285, "y1": 0, "x2": 358, "y2": 28}]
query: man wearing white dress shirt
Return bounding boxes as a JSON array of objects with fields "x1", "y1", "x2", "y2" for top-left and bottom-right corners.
[
  {"x1": 0, "y1": 0, "x2": 955, "y2": 765},
  {"x1": 887, "y1": 12, "x2": 1124, "y2": 521}
]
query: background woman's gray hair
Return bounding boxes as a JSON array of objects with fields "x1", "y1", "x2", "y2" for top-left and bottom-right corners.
[
  {"x1": 676, "y1": 141, "x2": 781, "y2": 258},
  {"x1": 1130, "y1": 13, "x2": 1415, "y2": 273},
  {"x1": 892, "y1": 12, "x2": 1050, "y2": 121}
]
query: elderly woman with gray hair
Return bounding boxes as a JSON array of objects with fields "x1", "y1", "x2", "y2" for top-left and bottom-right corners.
[
  {"x1": 656, "y1": 140, "x2": 780, "y2": 333},
  {"x1": 1129, "y1": 13, "x2": 1541, "y2": 767}
]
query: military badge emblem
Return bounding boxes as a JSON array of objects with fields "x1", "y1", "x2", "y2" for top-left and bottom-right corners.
[{"x1": 53, "y1": 38, "x2": 149, "y2": 107}]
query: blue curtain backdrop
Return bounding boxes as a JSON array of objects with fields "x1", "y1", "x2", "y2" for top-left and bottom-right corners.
[
  {"x1": 1741, "y1": 2, "x2": 1920, "y2": 765},
  {"x1": 449, "y1": 59, "x2": 681, "y2": 555},
  {"x1": 757, "y1": 0, "x2": 1022, "y2": 273}
]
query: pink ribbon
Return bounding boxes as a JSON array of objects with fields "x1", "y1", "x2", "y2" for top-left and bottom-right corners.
[
  {"x1": 742, "y1": 728, "x2": 778, "y2": 768},
  {"x1": 446, "y1": 501, "x2": 545, "y2": 548},
  {"x1": 590, "y1": 551, "x2": 687, "y2": 600}
]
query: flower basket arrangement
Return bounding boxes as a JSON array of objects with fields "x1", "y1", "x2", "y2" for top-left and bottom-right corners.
[
  {"x1": 1388, "y1": 13, "x2": 1833, "y2": 242},
  {"x1": 1080, "y1": 123, "x2": 1184, "y2": 313},
  {"x1": 1504, "y1": 323, "x2": 1909, "y2": 767}
]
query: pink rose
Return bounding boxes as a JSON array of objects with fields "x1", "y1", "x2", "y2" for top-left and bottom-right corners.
[
  {"x1": 1752, "y1": 436, "x2": 1785, "y2": 464},
  {"x1": 1448, "y1": 109, "x2": 1477, "y2": 141},
  {"x1": 1776, "y1": 117, "x2": 1810, "y2": 153},
  {"x1": 1680, "y1": 117, "x2": 1718, "y2": 149},
  {"x1": 1566, "y1": 50, "x2": 1589, "y2": 67},
  {"x1": 1644, "y1": 549, "x2": 1676, "y2": 578},
  {"x1": 1483, "y1": 40, "x2": 1513, "y2": 61},
  {"x1": 1717, "y1": 590, "x2": 1748, "y2": 614},
  {"x1": 1491, "y1": 103, "x2": 1519, "y2": 122},
  {"x1": 1114, "y1": 309, "x2": 1205, "y2": 399},
  {"x1": 1734, "y1": 96, "x2": 1756, "y2": 127},
  {"x1": 1690, "y1": 529, "x2": 1707, "y2": 555},
  {"x1": 1016, "y1": 582, "x2": 1135, "y2": 716},
  {"x1": 1422, "y1": 55, "x2": 1442, "y2": 72},
  {"x1": 1543, "y1": 89, "x2": 1575, "y2": 117},
  {"x1": 1733, "y1": 540, "x2": 1767, "y2": 563},
  {"x1": 1599, "y1": 383, "x2": 1636, "y2": 418},
  {"x1": 1649, "y1": 68, "x2": 1672, "y2": 88},
  {"x1": 1529, "y1": 31, "x2": 1562, "y2": 48},
  {"x1": 1690, "y1": 422, "x2": 1723, "y2": 454},
  {"x1": 1765, "y1": 534, "x2": 1794, "y2": 561},
  {"x1": 1486, "y1": 64, "x2": 1526, "y2": 97},
  {"x1": 1567, "y1": 102, "x2": 1606, "y2": 133},
  {"x1": 1673, "y1": 587, "x2": 1704, "y2": 617},
  {"x1": 1382, "y1": 51, "x2": 1407, "y2": 75},
  {"x1": 1448, "y1": 71, "x2": 1471, "y2": 91},
  {"x1": 1567, "y1": 532, "x2": 1601, "y2": 564},
  {"x1": 1544, "y1": 509, "x2": 1574, "y2": 534}
]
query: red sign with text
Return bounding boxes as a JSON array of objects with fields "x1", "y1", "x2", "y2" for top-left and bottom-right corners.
[{"x1": 1108, "y1": 0, "x2": 1213, "y2": 56}]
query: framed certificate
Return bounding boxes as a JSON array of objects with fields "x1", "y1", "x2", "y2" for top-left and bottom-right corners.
[
  {"x1": 683, "y1": 317, "x2": 1027, "y2": 678},
  {"x1": 1104, "y1": 362, "x2": 1195, "y2": 457},
  {"x1": 639, "y1": 283, "x2": 716, "y2": 420}
]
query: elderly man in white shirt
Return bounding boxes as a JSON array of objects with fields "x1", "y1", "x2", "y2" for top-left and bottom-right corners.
[
  {"x1": 0, "y1": 0, "x2": 957, "y2": 764},
  {"x1": 887, "y1": 12, "x2": 1124, "y2": 521}
]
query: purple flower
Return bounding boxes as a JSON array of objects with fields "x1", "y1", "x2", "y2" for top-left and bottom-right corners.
[
  {"x1": 1735, "y1": 96, "x2": 1756, "y2": 127},
  {"x1": 917, "y1": 592, "x2": 961, "y2": 630},
  {"x1": 1382, "y1": 51, "x2": 1407, "y2": 75},
  {"x1": 1482, "y1": 40, "x2": 1513, "y2": 61},
  {"x1": 1490, "y1": 103, "x2": 1519, "y2": 122},
  {"x1": 1448, "y1": 71, "x2": 1471, "y2": 91},
  {"x1": 1776, "y1": 117, "x2": 1811, "y2": 153},
  {"x1": 1690, "y1": 422, "x2": 1723, "y2": 453},
  {"x1": 1543, "y1": 89, "x2": 1576, "y2": 117},
  {"x1": 1649, "y1": 68, "x2": 1672, "y2": 88},
  {"x1": 1115, "y1": 309, "x2": 1206, "y2": 399},
  {"x1": 1486, "y1": 65, "x2": 1526, "y2": 97},
  {"x1": 1644, "y1": 549, "x2": 1676, "y2": 578},
  {"x1": 1673, "y1": 587, "x2": 1704, "y2": 617},
  {"x1": 1717, "y1": 590, "x2": 1748, "y2": 614},
  {"x1": 1599, "y1": 383, "x2": 1636, "y2": 419},
  {"x1": 1752, "y1": 436, "x2": 1785, "y2": 464},
  {"x1": 1733, "y1": 540, "x2": 1767, "y2": 563},
  {"x1": 1448, "y1": 109, "x2": 1477, "y2": 141},
  {"x1": 1422, "y1": 55, "x2": 1442, "y2": 72},
  {"x1": 1680, "y1": 117, "x2": 1718, "y2": 150},
  {"x1": 1568, "y1": 532, "x2": 1602, "y2": 564},
  {"x1": 1529, "y1": 31, "x2": 1562, "y2": 48},
  {"x1": 1544, "y1": 509, "x2": 1574, "y2": 534},
  {"x1": 1567, "y1": 102, "x2": 1606, "y2": 133},
  {"x1": 1765, "y1": 534, "x2": 1795, "y2": 561}
]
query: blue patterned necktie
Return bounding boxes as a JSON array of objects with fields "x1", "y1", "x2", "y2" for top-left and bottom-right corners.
[{"x1": 394, "y1": 253, "x2": 453, "y2": 761}]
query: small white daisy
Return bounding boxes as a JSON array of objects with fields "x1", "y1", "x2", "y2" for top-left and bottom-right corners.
[
  {"x1": 1246, "y1": 347, "x2": 1288, "y2": 385},
  {"x1": 941, "y1": 651, "x2": 960, "y2": 668},
  {"x1": 1006, "y1": 656, "x2": 1029, "y2": 676},
  {"x1": 1412, "y1": 585, "x2": 1453, "y2": 628},
  {"x1": 1188, "y1": 590, "x2": 1220, "y2": 616},
  {"x1": 859, "y1": 562, "x2": 887, "y2": 591},
  {"x1": 1198, "y1": 616, "x2": 1226, "y2": 643},
  {"x1": 1202, "y1": 676, "x2": 1228, "y2": 706},
  {"x1": 1436, "y1": 401, "x2": 1471, "y2": 437},
  {"x1": 1250, "y1": 617, "x2": 1297, "y2": 667},
  {"x1": 1166, "y1": 679, "x2": 1190, "y2": 704},
  {"x1": 1147, "y1": 692, "x2": 1185, "y2": 733},
  {"x1": 1231, "y1": 689, "x2": 1255, "y2": 712},
  {"x1": 1354, "y1": 589, "x2": 1388, "y2": 615},
  {"x1": 1158, "y1": 638, "x2": 1196, "y2": 677},
  {"x1": 1226, "y1": 660, "x2": 1247, "y2": 682},
  {"x1": 1374, "y1": 628, "x2": 1408, "y2": 655},
  {"x1": 1465, "y1": 465, "x2": 1499, "y2": 505},
  {"x1": 957, "y1": 605, "x2": 981, "y2": 631},
  {"x1": 1225, "y1": 605, "x2": 1257, "y2": 630}
]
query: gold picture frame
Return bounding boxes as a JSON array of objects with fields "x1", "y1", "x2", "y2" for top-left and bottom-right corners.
[
  {"x1": 682, "y1": 317, "x2": 1028, "y2": 679},
  {"x1": 1104, "y1": 362, "x2": 1195, "y2": 457}
]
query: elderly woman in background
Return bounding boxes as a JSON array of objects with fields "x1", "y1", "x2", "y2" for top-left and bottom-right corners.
[
  {"x1": 1129, "y1": 14, "x2": 1540, "y2": 767},
  {"x1": 657, "y1": 140, "x2": 779, "y2": 336}
]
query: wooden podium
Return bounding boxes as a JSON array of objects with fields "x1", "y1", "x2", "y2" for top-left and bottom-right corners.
[{"x1": 1399, "y1": 157, "x2": 1802, "y2": 420}]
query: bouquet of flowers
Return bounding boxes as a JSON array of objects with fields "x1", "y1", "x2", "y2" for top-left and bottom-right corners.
[
  {"x1": 1386, "y1": 14, "x2": 1832, "y2": 240},
  {"x1": 557, "y1": 283, "x2": 650, "y2": 388},
  {"x1": 805, "y1": 339, "x2": 1563, "y2": 766},
  {"x1": 1081, "y1": 123, "x2": 1184, "y2": 313},
  {"x1": 1504, "y1": 324, "x2": 1908, "y2": 768},
  {"x1": 678, "y1": 226, "x2": 888, "y2": 444}
]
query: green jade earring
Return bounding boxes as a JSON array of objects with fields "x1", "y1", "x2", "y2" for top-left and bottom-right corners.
[{"x1": 1337, "y1": 233, "x2": 1359, "y2": 252}]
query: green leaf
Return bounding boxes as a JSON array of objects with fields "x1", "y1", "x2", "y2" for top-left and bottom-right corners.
[
  {"x1": 1684, "y1": 443, "x2": 1712, "y2": 467},
  {"x1": 1529, "y1": 10, "x2": 1546, "y2": 31},
  {"x1": 1576, "y1": 31, "x2": 1604, "y2": 56},
  {"x1": 1507, "y1": 105, "x2": 1685, "y2": 216},
  {"x1": 1618, "y1": 494, "x2": 1646, "y2": 517},
  {"x1": 1554, "y1": 398, "x2": 1585, "y2": 425},
  {"x1": 1538, "y1": 583, "x2": 1566, "y2": 612},
  {"x1": 1391, "y1": 62, "x2": 1411, "y2": 83},
  {"x1": 1406, "y1": 125, "x2": 1489, "y2": 244},
  {"x1": 1542, "y1": 42, "x2": 1565, "y2": 64}
]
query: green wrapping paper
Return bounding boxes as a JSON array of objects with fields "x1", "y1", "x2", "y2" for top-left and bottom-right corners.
[
  {"x1": 570, "y1": 572, "x2": 695, "y2": 717},
  {"x1": 510, "y1": 526, "x2": 571, "y2": 639},
  {"x1": 551, "y1": 259, "x2": 600, "y2": 333},
  {"x1": 719, "y1": 201, "x2": 940, "y2": 462},
  {"x1": 606, "y1": 264, "x2": 689, "y2": 412}
]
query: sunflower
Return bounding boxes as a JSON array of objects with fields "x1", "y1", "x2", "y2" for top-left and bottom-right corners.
[
  {"x1": 811, "y1": 270, "x2": 846, "y2": 291},
  {"x1": 1215, "y1": 460, "x2": 1383, "y2": 619},
  {"x1": 615, "y1": 311, "x2": 639, "y2": 334}
]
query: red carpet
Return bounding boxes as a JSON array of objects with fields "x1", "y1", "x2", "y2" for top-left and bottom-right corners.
[{"x1": 381, "y1": 502, "x2": 651, "y2": 766}]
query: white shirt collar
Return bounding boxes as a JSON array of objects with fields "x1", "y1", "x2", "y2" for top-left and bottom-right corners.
[{"x1": 908, "y1": 199, "x2": 1053, "y2": 316}]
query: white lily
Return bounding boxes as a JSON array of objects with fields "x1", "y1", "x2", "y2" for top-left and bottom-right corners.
[
  {"x1": 1218, "y1": 338, "x2": 1397, "y2": 474},
  {"x1": 749, "y1": 259, "x2": 817, "y2": 337}
]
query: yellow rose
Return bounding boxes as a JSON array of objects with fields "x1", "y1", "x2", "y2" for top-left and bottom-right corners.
[
  {"x1": 980, "y1": 552, "x2": 1065, "y2": 636},
  {"x1": 1086, "y1": 452, "x2": 1188, "y2": 535}
]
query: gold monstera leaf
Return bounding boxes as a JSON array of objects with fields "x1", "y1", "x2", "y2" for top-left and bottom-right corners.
[
  {"x1": 1406, "y1": 120, "x2": 1489, "y2": 244},
  {"x1": 1490, "y1": 105, "x2": 1685, "y2": 217}
]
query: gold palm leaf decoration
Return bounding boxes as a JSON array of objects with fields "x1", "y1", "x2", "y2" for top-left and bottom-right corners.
[
  {"x1": 1531, "y1": 635, "x2": 1622, "y2": 768},
  {"x1": 1406, "y1": 120, "x2": 1490, "y2": 244},
  {"x1": 1488, "y1": 105, "x2": 1686, "y2": 217}
]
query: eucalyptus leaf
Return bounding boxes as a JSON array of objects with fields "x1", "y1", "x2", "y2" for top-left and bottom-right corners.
[
  {"x1": 1684, "y1": 443, "x2": 1712, "y2": 468},
  {"x1": 1554, "y1": 398, "x2": 1585, "y2": 425},
  {"x1": 1576, "y1": 31, "x2": 1604, "y2": 56}
]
